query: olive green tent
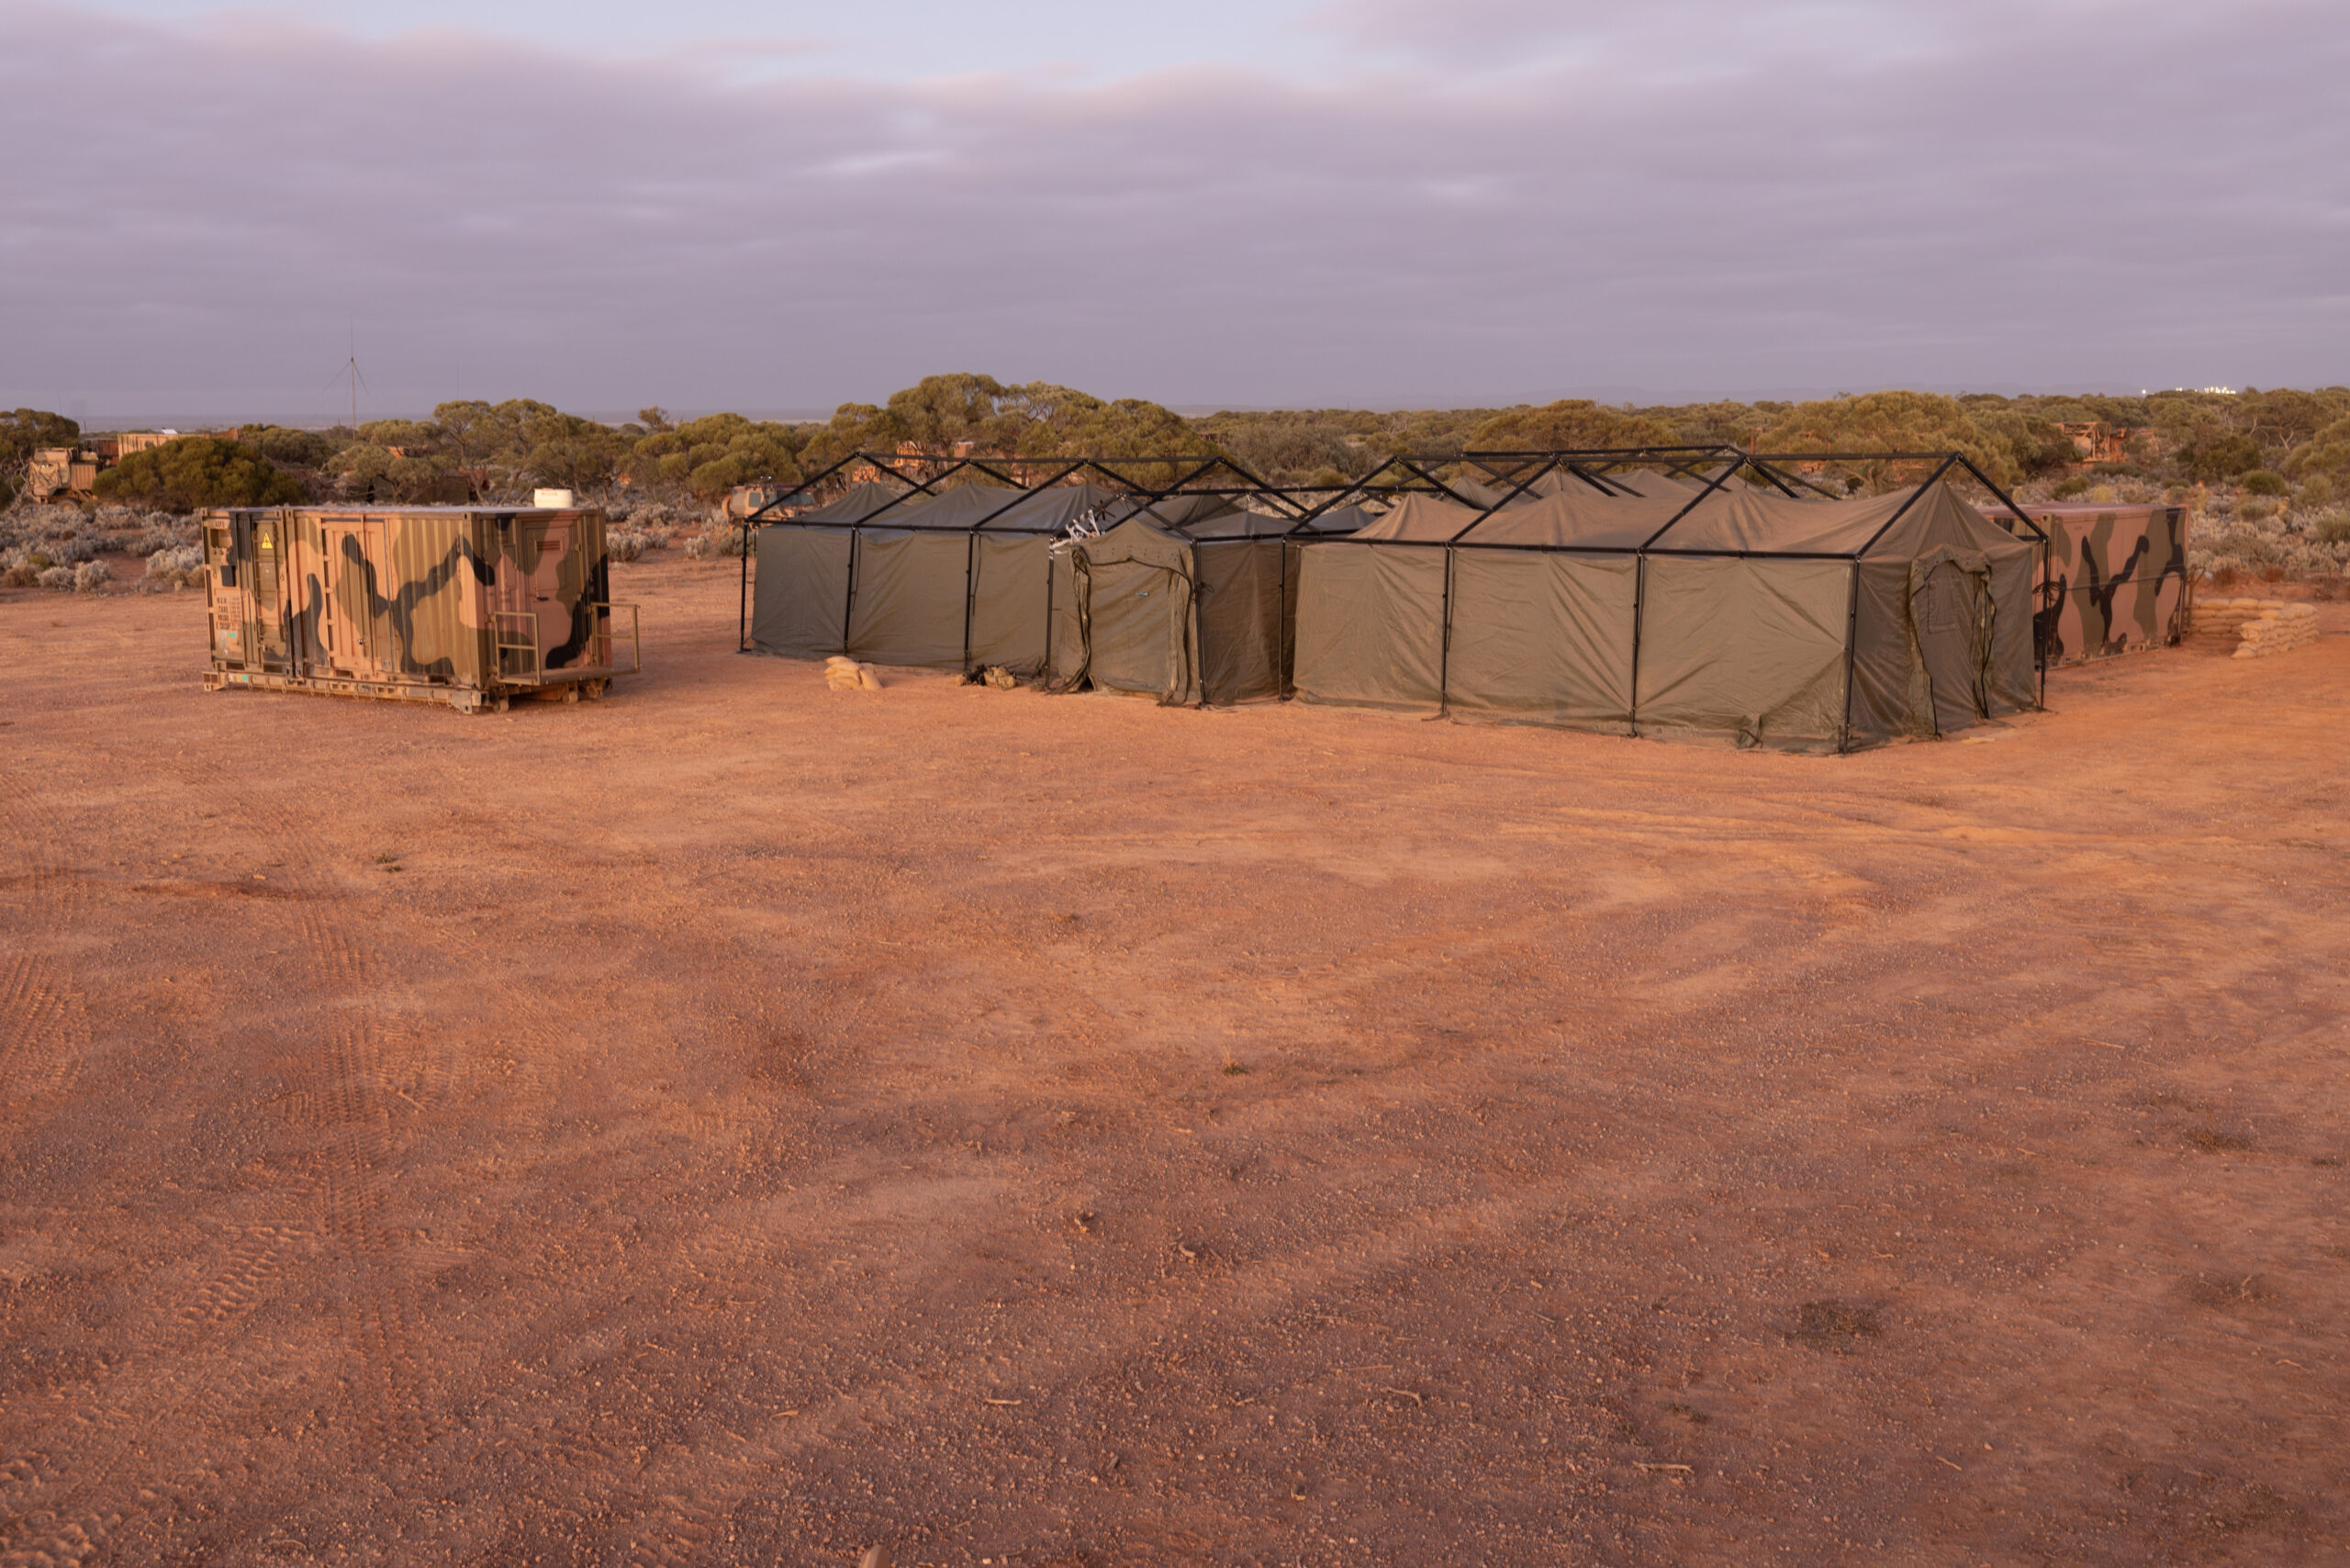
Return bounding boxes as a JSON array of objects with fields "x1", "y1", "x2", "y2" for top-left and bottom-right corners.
[
  {"x1": 1292, "y1": 479, "x2": 2035, "y2": 751},
  {"x1": 750, "y1": 482, "x2": 1125, "y2": 673},
  {"x1": 1046, "y1": 496, "x2": 1360, "y2": 704}
]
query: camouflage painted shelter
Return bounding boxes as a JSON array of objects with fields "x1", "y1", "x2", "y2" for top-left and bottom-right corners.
[
  {"x1": 1292, "y1": 479, "x2": 2036, "y2": 751},
  {"x1": 1982, "y1": 502, "x2": 2189, "y2": 666},
  {"x1": 199, "y1": 505, "x2": 634, "y2": 713},
  {"x1": 1043, "y1": 496, "x2": 1359, "y2": 705},
  {"x1": 750, "y1": 482, "x2": 1126, "y2": 674}
]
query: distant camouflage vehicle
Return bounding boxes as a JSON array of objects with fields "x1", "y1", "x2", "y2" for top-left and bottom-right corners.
[
  {"x1": 26, "y1": 446, "x2": 104, "y2": 500},
  {"x1": 1990, "y1": 503, "x2": 2191, "y2": 666},
  {"x1": 199, "y1": 506, "x2": 639, "y2": 712}
]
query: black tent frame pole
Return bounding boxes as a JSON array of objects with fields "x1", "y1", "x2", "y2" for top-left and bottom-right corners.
[
  {"x1": 841, "y1": 529, "x2": 859, "y2": 656},
  {"x1": 1438, "y1": 544, "x2": 1456, "y2": 719},
  {"x1": 963, "y1": 531, "x2": 979, "y2": 673},
  {"x1": 737, "y1": 450, "x2": 868, "y2": 652},
  {"x1": 1628, "y1": 554, "x2": 1647, "y2": 738}
]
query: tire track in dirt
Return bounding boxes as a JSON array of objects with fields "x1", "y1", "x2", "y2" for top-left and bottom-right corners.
[
  {"x1": 0, "y1": 951, "x2": 91, "y2": 1111},
  {"x1": 262, "y1": 829, "x2": 441, "y2": 1470},
  {"x1": 600, "y1": 1185, "x2": 1567, "y2": 1566},
  {"x1": 0, "y1": 773, "x2": 120, "y2": 1567},
  {"x1": 0, "y1": 767, "x2": 95, "y2": 1114},
  {"x1": 0, "y1": 1204, "x2": 330, "y2": 1563},
  {"x1": 157, "y1": 753, "x2": 443, "y2": 1469},
  {"x1": 0, "y1": 754, "x2": 439, "y2": 1560}
]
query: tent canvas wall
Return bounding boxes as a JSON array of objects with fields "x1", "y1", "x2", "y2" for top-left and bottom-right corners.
[
  {"x1": 1292, "y1": 479, "x2": 2035, "y2": 751},
  {"x1": 751, "y1": 482, "x2": 1124, "y2": 673},
  {"x1": 1046, "y1": 499, "x2": 1331, "y2": 705}
]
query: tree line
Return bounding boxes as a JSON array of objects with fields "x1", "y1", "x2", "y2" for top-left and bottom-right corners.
[{"x1": 9, "y1": 376, "x2": 2347, "y2": 512}]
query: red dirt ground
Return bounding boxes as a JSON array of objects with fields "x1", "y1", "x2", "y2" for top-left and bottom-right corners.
[{"x1": 2, "y1": 554, "x2": 2344, "y2": 1567}]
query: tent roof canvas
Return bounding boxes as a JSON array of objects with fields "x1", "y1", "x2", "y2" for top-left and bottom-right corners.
[
  {"x1": 870, "y1": 484, "x2": 1025, "y2": 531},
  {"x1": 1462, "y1": 490, "x2": 1685, "y2": 549},
  {"x1": 1348, "y1": 493, "x2": 1487, "y2": 543},
  {"x1": 1649, "y1": 482, "x2": 2026, "y2": 558},
  {"x1": 1599, "y1": 468, "x2": 1702, "y2": 499},
  {"x1": 984, "y1": 481, "x2": 1127, "y2": 532},
  {"x1": 795, "y1": 478, "x2": 923, "y2": 524}
]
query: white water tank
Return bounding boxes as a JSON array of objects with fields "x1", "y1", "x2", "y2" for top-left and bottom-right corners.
[{"x1": 532, "y1": 487, "x2": 576, "y2": 509}]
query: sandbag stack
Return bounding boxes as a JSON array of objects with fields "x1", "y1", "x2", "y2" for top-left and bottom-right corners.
[
  {"x1": 2189, "y1": 596, "x2": 2282, "y2": 638},
  {"x1": 2230, "y1": 603, "x2": 2319, "y2": 659},
  {"x1": 824, "y1": 655, "x2": 882, "y2": 691},
  {"x1": 2189, "y1": 597, "x2": 2321, "y2": 657}
]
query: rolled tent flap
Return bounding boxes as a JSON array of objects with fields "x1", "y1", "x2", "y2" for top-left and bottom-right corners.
[
  {"x1": 1292, "y1": 543, "x2": 1448, "y2": 712},
  {"x1": 751, "y1": 526, "x2": 853, "y2": 657}
]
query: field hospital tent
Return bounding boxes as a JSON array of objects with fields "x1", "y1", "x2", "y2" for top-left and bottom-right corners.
[
  {"x1": 750, "y1": 481, "x2": 1124, "y2": 673},
  {"x1": 1292, "y1": 479, "x2": 2036, "y2": 751},
  {"x1": 1046, "y1": 497, "x2": 1362, "y2": 704}
]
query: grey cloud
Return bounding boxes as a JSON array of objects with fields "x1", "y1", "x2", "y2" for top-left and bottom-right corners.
[{"x1": 2, "y1": 0, "x2": 2344, "y2": 420}]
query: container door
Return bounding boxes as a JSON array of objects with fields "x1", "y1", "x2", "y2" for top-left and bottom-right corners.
[
  {"x1": 494, "y1": 519, "x2": 576, "y2": 678},
  {"x1": 204, "y1": 518, "x2": 247, "y2": 666},
  {"x1": 250, "y1": 517, "x2": 290, "y2": 667},
  {"x1": 318, "y1": 519, "x2": 386, "y2": 675}
]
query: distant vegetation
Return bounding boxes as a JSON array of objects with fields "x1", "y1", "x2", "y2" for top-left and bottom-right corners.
[
  {"x1": 92, "y1": 437, "x2": 307, "y2": 510},
  {"x1": 6, "y1": 377, "x2": 2348, "y2": 520}
]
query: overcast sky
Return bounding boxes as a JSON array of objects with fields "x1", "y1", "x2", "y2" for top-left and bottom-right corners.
[{"x1": 5, "y1": 0, "x2": 2345, "y2": 422}]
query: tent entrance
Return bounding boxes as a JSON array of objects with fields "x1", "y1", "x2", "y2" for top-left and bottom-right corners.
[
  {"x1": 1912, "y1": 555, "x2": 1994, "y2": 735},
  {"x1": 1083, "y1": 559, "x2": 1192, "y2": 700}
]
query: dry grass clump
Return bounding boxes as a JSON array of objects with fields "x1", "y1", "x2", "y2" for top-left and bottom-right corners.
[
  {"x1": 623, "y1": 501, "x2": 690, "y2": 532},
  {"x1": 142, "y1": 544, "x2": 207, "y2": 590},
  {"x1": 125, "y1": 519, "x2": 197, "y2": 555},
  {"x1": 684, "y1": 521, "x2": 749, "y2": 561},
  {"x1": 17, "y1": 559, "x2": 111, "y2": 593},
  {"x1": 3, "y1": 539, "x2": 101, "y2": 585},
  {"x1": 607, "y1": 530, "x2": 650, "y2": 563},
  {"x1": 0, "y1": 504, "x2": 91, "y2": 547},
  {"x1": 2190, "y1": 481, "x2": 2350, "y2": 583}
]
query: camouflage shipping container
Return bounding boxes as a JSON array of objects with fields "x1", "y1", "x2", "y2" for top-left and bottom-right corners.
[
  {"x1": 1985, "y1": 503, "x2": 2190, "y2": 666},
  {"x1": 199, "y1": 506, "x2": 639, "y2": 713}
]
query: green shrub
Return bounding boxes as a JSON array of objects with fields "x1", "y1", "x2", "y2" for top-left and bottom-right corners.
[
  {"x1": 2177, "y1": 432, "x2": 2264, "y2": 481},
  {"x1": 2317, "y1": 512, "x2": 2350, "y2": 544},
  {"x1": 92, "y1": 437, "x2": 305, "y2": 510},
  {"x1": 2052, "y1": 476, "x2": 2091, "y2": 499},
  {"x1": 2298, "y1": 474, "x2": 2333, "y2": 510},
  {"x1": 2241, "y1": 468, "x2": 2288, "y2": 496}
]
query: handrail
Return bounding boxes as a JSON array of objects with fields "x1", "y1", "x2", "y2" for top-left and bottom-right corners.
[{"x1": 491, "y1": 602, "x2": 640, "y2": 684}]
